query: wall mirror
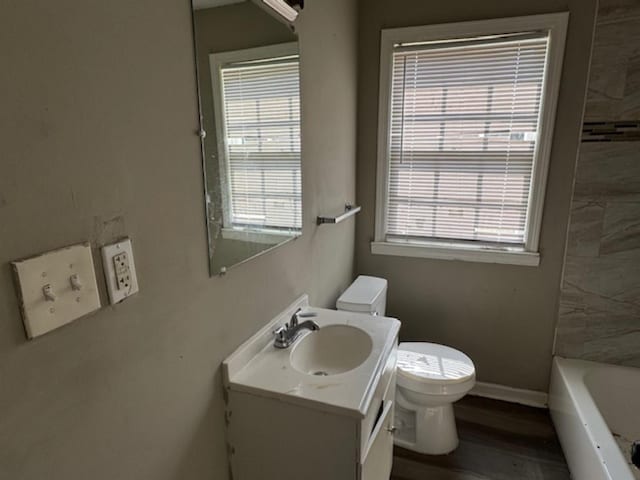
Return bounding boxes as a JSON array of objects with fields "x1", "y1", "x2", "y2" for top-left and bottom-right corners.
[{"x1": 192, "y1": 0, "x2": 302, "y2": 275}]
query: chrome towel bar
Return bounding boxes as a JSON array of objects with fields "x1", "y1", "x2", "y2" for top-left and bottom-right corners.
[{"x1": 317, "y1": 204, "x2": 362, "y2": 225}]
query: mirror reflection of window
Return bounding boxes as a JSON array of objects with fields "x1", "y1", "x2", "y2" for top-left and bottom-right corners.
[
  {"x1": 211, "y1": 45, "x2": 301, "y2": 238},
  {"x1": 192, "y1": 0, "x2": 301, "y2": 275}
]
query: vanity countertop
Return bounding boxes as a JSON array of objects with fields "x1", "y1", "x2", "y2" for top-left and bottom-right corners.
[{"x1": 222, "y1": 296, "x2": 400, "y2": 418}]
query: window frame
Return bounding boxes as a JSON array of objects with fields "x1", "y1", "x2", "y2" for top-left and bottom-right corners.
[
  {"x1": 209, "y1": 42, "x2": 301, "y2": 237},
  {"x1": 372, "y1": 14, "x2": 569, "y2": 267}
]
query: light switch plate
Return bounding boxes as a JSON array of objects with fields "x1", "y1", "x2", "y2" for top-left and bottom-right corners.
[
  {"x1": 11, "y1": 243, "x2": 101, "y2": 339},
  {"x1": 102, "y1": 238, "x2": 139, "y2": 304}
]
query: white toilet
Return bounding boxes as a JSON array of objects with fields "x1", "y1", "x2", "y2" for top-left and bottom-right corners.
[{"x1": 336, "y1": 275, "x2": 476, "y2": 455}]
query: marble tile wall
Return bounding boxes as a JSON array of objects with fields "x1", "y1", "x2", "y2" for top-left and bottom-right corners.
[
  {"x1": 554, "y1": 0, "x2": 640, "y2": 366},
  {"x1": 584, "y1": 0, "x2": 640, "y2": 122}
]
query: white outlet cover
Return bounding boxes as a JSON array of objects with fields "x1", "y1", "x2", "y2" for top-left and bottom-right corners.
[
  {"x1": 11, "y1": 243, "x2": 101, "y2": 339},
  {"x1": 102, "y1": 238, "x2": 139, "y2": 304}
]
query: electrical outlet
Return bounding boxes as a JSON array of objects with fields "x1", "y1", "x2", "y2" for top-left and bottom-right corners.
[
  {"x1": 102, "y1": 238, "x2": 139, "y2": 304},
  {"x1": 113, "y1": 252, "x2": 131, "y2": 290}
]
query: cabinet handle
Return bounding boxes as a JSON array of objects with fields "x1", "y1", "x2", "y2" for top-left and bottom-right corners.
[{"x1": 386, "y1": 426, "x2": 397, "y2": 434}]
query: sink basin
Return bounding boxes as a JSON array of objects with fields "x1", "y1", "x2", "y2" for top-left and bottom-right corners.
[
  {"x1": 223, "y1": 301, "x2": 402, "y2": 417},
  {"x1": 290, "y1": 325, "x2": 373, "y2": 376}
]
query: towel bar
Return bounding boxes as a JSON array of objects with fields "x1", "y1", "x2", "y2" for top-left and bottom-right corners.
[{"x1": 317, "y1": 204, "x2": 362, "y2": 225}]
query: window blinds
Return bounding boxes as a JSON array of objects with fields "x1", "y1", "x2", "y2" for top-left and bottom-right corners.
[
  {"x1": 386, "y1": 34, "x2": 549, "y2": 246},
  {"x1": 221, "y1": 57, "x2": 301, "y2": 231}
]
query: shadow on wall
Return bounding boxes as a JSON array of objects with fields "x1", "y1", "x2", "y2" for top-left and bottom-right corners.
[{"x1": 172, "y1": 368, "x2": 226, "y2": 480}]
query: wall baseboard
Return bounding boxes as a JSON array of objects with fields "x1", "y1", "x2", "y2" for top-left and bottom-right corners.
[{"x1": 470, "y1": 381, "x2": 548, "y2": 409}]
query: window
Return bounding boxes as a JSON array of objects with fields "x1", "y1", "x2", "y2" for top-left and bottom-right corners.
[
  {"x1": 210, "y1": 43, "x2": 301, "y2": 237},
  {"x1": 373, "y1": 15, "x2": 568, "y2": 266}
]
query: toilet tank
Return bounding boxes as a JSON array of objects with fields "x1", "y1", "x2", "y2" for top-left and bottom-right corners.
[{"x1": 336, "y1": 276, "x2": 387, "y2": 316}]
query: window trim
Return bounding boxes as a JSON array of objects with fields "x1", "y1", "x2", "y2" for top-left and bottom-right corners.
[
  {"x1": 373, "y1": 13, "x2": 569, "y2": 266},
  {"x1": 209, "y1": 42, "x2": 301, "y2": 233},
  {"x1": 220, "y1": 227, "x2": 298, "y2": 244}
]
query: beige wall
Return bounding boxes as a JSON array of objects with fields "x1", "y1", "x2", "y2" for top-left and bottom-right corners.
[
  {"x1": 355, "y1": 0, "x2": 598, "y2": 392},
  {"x1": 0, "y1": 0, "x2": 357, "y2": 478}
]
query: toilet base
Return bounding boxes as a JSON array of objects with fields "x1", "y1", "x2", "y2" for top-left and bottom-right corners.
[{"x1": 394, "y1": 403, "x2": 459, "y2": 455}]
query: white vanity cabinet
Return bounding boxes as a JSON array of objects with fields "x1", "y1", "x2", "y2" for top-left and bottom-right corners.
[
  {"x1": 222, "y1": 298, "x2": 401, "y2": 480},
  {"x1": 225, "y1": 345, "x2": 397, "y2": 480}
]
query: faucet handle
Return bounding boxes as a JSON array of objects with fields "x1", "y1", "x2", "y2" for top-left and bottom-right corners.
[
  {"x1": 273, "y1": 325, "x2": 287, "y2": 341},
  {"x1": 273, "y1": 325, "x2": 291, "y2": 349}
]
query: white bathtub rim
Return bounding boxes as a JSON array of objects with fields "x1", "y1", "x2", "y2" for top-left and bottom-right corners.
[{"x1": 551, "y1": 356, "x2": 635, "y2": 480}]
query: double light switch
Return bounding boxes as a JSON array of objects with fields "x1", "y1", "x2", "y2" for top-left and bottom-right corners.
[{"x1": 11, "y1": 243, "x2": 101, "y2": 338}]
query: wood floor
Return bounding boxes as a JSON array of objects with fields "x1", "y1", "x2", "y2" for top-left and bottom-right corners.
[{"x1": 391, "y1": 396, "x2": 570, "y2": 480}]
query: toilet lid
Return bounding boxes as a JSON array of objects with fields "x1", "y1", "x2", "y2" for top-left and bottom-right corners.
[{"x1": 397, "y1": 342, "x2": 475, "y2": 385}]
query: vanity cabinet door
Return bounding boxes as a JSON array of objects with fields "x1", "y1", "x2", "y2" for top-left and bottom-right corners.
[
  {"x1": 360, "y1": 399, "x2": 394, "y2": 480},
  {"x1": 360, "y1": 346, "x2": 397, "y2": 458}
]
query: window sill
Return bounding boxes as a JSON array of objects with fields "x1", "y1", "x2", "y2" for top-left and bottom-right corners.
[
  {"x1": 370, "y1": 241, "x2": 540, "y2": 267},
  {"x1": 221, "y1": 227, "x2": 299, "y2": 244}
]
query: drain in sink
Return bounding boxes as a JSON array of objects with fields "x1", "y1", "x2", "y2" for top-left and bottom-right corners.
[{"x1": 312, "y1": 371, "x2": 329, "y2": 376}]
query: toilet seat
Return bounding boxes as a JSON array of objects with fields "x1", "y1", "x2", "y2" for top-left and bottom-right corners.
[{"x1": 397, "y1": 342, "x2": 476, "y2": 395}]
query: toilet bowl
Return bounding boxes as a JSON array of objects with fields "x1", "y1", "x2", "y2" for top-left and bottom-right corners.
[
  {"x1": 337, "y1": 276, "x2": 476, "y2": 455},
  {"x1": 394, "y1": 342, "x2": 475, "y2": 454}
]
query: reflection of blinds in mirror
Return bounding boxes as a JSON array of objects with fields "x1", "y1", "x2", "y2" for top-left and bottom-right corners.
[
  {"x1": 386, "y1": 34, "x2": 548, "y2": 245},
  {"x1": 221, "y1": 57, "x2": 301, "y2": 231}
]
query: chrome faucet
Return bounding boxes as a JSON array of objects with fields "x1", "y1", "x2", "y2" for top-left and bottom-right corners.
[{"x1": 273, "y1": 308, "x2": 319, "y2": 349}]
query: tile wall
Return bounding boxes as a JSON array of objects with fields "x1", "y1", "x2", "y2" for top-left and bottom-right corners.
[{"x1": 555, "y1": 0, "x2": 640, "y2": 366}]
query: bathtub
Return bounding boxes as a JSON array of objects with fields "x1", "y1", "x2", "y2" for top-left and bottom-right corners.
[{"x1": 550, "y1": 357, "x2": 640, "y2": 480}]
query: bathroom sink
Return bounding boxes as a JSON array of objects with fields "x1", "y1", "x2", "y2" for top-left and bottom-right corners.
[
  {"x1": 290, "y1": 325, "x2": 373, "y2": 376},
  {"x1": 223, "y1": 299, "x2": 400, "y2": 417}
]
